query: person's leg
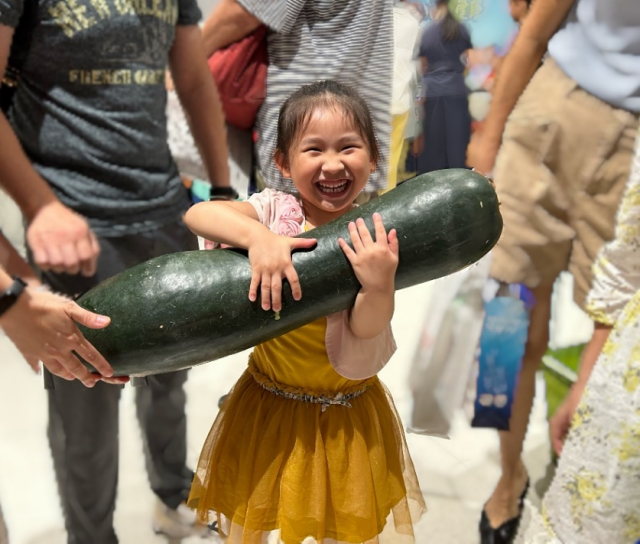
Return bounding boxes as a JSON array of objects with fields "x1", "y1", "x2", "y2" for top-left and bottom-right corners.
[
  {"x1": 443, "y1": 95, "x2": 472, "y2": 169},
  {"x1": 132, "y1": 220, "x2": 207, "y2": 536},
  {"x1": 482, "y1": 57, "x2": 638, "y2": 537},
  {"x1": 47, "y1": 377, "x2": 122, "y2": 544},
  {"x1": 484, "y1": 284, "x2": 553, "y2": 527},
  {"x1": 40, "y1": 234, "x2": 154, "y2": 544},
  {"x1": 418, "y1": 96, "x2": 447, "y2": 174},
  {"x1": 381, "y1": 111, "x2": 410, "y2": 194},
  {"x1": 136, "y1": 370, "x2": 192, "y2": 509}
]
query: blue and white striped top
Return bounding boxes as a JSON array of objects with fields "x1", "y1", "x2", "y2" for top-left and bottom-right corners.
[{"x1": 238, "y1": 0, "x2": 394, "y2": 193}]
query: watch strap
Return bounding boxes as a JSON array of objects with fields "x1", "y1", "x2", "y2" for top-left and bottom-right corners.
[
  {"x1": 0, "y1": 276, "x2": 27, "y2": 317},
  {"x1": 209, "y1": 186, "x2": 239, "y2": 201}
]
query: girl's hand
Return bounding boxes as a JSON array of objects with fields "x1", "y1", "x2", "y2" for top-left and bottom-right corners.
[
  {"x1": 248, "y1": 232, "x2": 317, "y2": 312},
  {"x1": 338, "y1": 213, "x2": 399, "y2": 293}
]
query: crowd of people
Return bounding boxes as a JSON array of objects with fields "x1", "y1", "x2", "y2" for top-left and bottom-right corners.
[{"x1": 0, "y1": 0, "x2": 639, "y2": 543}]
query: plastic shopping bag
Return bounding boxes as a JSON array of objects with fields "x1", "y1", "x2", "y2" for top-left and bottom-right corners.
[{"x1": 407, "y1": 254, "x2": 491, "y2": 438}]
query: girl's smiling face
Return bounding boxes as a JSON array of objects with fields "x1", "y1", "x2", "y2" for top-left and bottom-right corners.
[{"x1": 275, "y1": 106, "x2": 376, "y2": 217}]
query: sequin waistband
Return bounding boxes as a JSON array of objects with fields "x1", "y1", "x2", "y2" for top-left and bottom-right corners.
[{"x1": 248, "y1": 357, "x2": 376, "y2": 412}]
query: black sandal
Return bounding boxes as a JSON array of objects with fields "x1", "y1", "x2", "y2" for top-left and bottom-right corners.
[{"x1": 479, "y1": 477, "x2": 530, "y2": 544}]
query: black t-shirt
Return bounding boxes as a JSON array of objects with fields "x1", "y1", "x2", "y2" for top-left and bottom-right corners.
[
  {"x1": 0, "y1": 0, "x2": 201, "y2": 236},
  {"x1": 419, "y1": 20, "x2": 472, "y2": 98}
]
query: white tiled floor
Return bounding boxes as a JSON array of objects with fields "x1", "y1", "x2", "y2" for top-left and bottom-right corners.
[{"x1": 0, "y1": 281, "x2": 552, "y2": 544}]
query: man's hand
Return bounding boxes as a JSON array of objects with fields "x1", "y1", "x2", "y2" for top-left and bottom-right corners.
[
  {"x1": 1, "y1": 289, "x2": 128, "y2": 387},
  {"x1": 466, "y1": 130, "x2": 500, "y2": 177},
  {"x1": 26, "y1": 200, "x2": 100, "y2": 277}
]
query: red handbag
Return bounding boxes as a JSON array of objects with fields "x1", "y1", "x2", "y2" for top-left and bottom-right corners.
[{"x1": 208, "y1": 25, "x2": 268, "y2": 131}]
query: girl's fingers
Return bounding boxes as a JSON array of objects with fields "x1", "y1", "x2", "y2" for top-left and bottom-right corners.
[
  {"x1": 284, "y1": 265, "x2": 303, "y2": 301},
  {"x1": 355, "y1": 218, "x2": 374, "y2": 246},
  {"x1": 290, "y1": 237, "x2": 317, "y2": 250},
  {"x1": 387, "y1": 228, "x2": 399, "y2": 257},
  {"x1": 348, "y1": 222, "x2": 364, "y2": 252},
  {"x1": 248, "y1": 271, "x2": 260, "y2": 302},
  {"x1": 270, "y1": 275, "x2": 283, "y2": 312},
  {"x1": 372, "y1": 213, "x2": 388, "y2": 245},
  {"x1": 260, "y1": 272, "x2": 272, "y2": 311},
  {"x1": 338, "y1": 238, "x2": 357, "y2": 262}
]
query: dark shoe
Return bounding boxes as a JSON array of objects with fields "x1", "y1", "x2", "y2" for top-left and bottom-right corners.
[{"x1": 479, "y1": 477, "x2": 530, "y2": 544}]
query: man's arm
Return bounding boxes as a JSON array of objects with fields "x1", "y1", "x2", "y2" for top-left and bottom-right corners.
[
  {"x1": 0, "y1": 230, "x2": 39, "y2": 285},
  {"x1": 169, "y1": 25, "x2": 231, "y2": 190},
  {"x1": 0, "y1": 25, "x2": 100, "y2": 276},
  {"x1": 201, "y1": 0, "x2": 261, "y2": 57},
  {"x1": 466, "y1": 0, "x2": 575, "y2": 175}
]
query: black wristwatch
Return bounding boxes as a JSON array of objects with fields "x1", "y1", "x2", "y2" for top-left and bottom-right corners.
[
  {"x1": 209, "y1": 186, "x2": 239, "y2": 201},
  {"x1": 0, "y1": 276, "x2": 27, "y2": 318}
]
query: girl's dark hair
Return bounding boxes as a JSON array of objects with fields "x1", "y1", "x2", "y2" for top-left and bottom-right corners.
[
  {"x1": 435, "y1": 0, "x2": 464, "y2": 42},
  {"x1": 275, "y1": 80, "x2": 379, "y2": 166}
]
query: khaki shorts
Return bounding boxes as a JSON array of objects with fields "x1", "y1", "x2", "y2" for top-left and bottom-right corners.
[{"x1": 491, "y1": 58, "x2": 639, "y2": 308}]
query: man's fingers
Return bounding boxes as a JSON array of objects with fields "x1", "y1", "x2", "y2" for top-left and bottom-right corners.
[
  {"x1": 77, "y1": 236, "x2": 97, "y2": 277},
  {"x1": 54, "y1": 348, "x2": 99, "y2": 387},
  {"x1": 60, "y1": 243, "x2": 81, "y2": 276},
  {"x1": 65, "y1": 302, "x2": 111, "y2": 329},
  {"x1": 101, "y1": 375, "x2": 130, "y2": 385},
  {"x1": 30, "y1": 243, "x2": 49, "y2": 271},
  {"x1": 41, "y1": 357, "x2": 76, "y2": 382},
  {"x1": 25, "y1": 355, "x2": 41, "y2": 375},
  {"x1": 73, "y1": 337, "x2": 113, "y2": 378}
]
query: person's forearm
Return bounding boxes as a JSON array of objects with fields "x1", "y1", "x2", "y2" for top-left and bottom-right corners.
[
  {"x1": 481, "y1": 0, "x2": 575, "y2": 154},
  {"x1": 349, "y1": 286, "x2": 395, "y2": 339},
  {"x1": 170, "y1": 26, "x2": 231, "y2": 189},
  {"x1": 0, "y1": 114, "x2": 58, "y2": 221},
  {"x1": 184, "y1": 201, "x2": 268, "y2": 248},
  {"x1": 0, "y1": 233, "x2": 39, "y2": 285},
  {"x1": 202, "y1": 0, "x2": 262, "y2": 57},
  {"x1": 575, "y1": 323, "x2": 612, "y2": 388},
  {"x1": 177, "y1": 75, "x2": 231, "y2": 189}
]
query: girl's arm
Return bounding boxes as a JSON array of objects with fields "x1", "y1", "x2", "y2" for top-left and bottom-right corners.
[
  {"x1": 338, "y1": 214, "x2": 399, "y2": 339},
  {"x1": 169, "y1": 25, "x2": 231, "y2": 191},
  {"x1": 184, "y1": 201, "x2": 316, "y2": 311}
]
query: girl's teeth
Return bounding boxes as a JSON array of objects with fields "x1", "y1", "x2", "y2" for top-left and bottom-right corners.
[{"x1": 318, "y1": 181, "x2": 348, "y2": 193}]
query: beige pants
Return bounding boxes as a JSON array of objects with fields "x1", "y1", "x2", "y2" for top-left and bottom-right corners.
[{"x1": 491, "y1": 58, "x2": 639, "y2": 307}]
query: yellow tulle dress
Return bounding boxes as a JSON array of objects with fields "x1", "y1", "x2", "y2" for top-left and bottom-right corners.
[{"x1": 188, "y1": 317, "x2": 426, "y2": 543}]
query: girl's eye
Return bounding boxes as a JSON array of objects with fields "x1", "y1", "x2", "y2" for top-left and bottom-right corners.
[{"x1": 303, "y1": 148, "x2": 321, "y2": 153}]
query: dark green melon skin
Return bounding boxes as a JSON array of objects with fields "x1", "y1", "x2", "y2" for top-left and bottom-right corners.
[{"x1": 78, "y1": 169, "x2": 502, "y2": 376}]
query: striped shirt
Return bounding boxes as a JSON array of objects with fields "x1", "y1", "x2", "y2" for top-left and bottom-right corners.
[{"x1": 238, "y1": 0, "x2": 393, "y2": 193}]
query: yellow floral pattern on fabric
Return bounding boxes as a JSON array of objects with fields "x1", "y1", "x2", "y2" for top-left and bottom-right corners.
[
  {"x1": 565, "y1": 470, "x2": 609, "y2": 530},
  {"x1": 516, "y1": 134, "x2": 640, "y2": 543}
]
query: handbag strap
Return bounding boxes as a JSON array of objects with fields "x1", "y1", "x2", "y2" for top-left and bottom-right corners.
[{"x1": 4, "y1": 0, "x2": 40, "y2": 83}]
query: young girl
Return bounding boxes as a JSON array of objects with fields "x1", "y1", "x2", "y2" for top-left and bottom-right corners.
[{"x1": 184, "y1": 80, "x2": 426, "y2": 543}]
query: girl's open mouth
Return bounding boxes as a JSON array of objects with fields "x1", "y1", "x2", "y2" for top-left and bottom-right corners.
[{"x1": 315, "y1": 179, "x2": 352, "y2": 196}]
